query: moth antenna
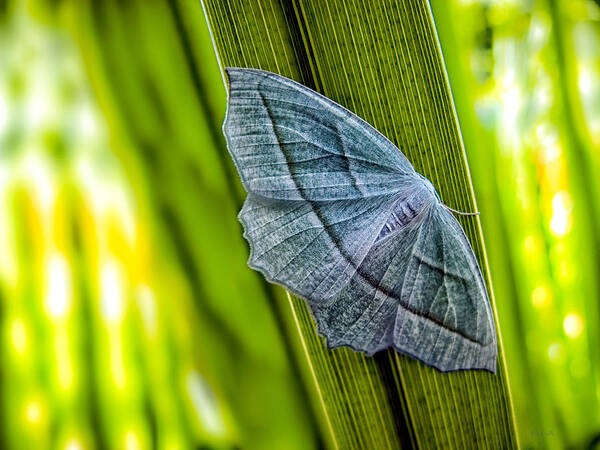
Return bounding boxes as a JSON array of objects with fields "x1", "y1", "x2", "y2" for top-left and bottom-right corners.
[{"x1": 443, "y1": 204, "x2": 480, "y2": 216}]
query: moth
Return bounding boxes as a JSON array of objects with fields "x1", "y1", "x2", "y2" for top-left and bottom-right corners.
[{"x1": 223, "y1": 68, "x2": 497, "y2": 373}]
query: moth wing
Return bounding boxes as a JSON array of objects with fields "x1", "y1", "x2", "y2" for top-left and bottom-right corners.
[
  {"x1": 312, "y1": 204, "x2": 497, "y2": 372},
  {"x1": 224, "y1": 68, "x2": 417, "y2": 201},
  {"x1": 240, "y1": 192, "x2": 402, "y2": 301}
]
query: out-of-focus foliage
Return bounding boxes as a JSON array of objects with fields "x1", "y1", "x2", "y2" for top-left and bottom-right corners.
[
  {"x1": 432, "y1": 0, "x2": 600, "y2": 448},
  {"x1": 0, "y1": 7, "x2": 236, "y2": 450},
  {"x1": 1, "y1": 0, "x2": 599, "y2": 448}
]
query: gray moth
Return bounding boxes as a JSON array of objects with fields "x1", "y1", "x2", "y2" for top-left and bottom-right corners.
[{"x1": 223, "y1": 67, "x2": 497, "y2": 373}]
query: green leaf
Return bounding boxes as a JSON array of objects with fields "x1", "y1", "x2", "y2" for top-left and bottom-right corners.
[{"x1": 201, "y1": 0, "x2": 519, "y2": 448}]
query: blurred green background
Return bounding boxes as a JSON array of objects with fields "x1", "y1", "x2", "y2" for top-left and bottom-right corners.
[{"x1": 0, "y1": 0, "x2": 598, "y2": 449}]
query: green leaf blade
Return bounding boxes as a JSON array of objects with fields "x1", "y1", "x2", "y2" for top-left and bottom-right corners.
[{"x1": 203, "y1": 0, "x2": 519, "y2": 448}]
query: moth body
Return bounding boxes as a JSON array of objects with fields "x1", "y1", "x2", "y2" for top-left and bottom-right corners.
[{"x1": 376, "y1": 185, "x2": 434, "y2": 242}]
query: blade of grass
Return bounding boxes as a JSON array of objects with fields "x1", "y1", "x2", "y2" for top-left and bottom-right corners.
[{"x1": 202, "y1": 0, "x2": 519, "y2": 448}]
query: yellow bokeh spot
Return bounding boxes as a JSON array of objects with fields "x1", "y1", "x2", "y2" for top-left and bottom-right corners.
[
  {"x1": 55, "y1": 330, "x2": 73, "y2": 390},
  {"x1": 64, "y1": 438, "x2": 84, "y2": 450},
  {"x1": 550, "y1": 191, "x2": 572, "y2": 237},
  {"x1": 535, "y1": 83, "x2": 553, "y2": 110},
  {"x1": 523, "y1": 235, "x2": 537, "y2": 255},
  {"x1": 578, "y1": 66, "x2": 593, "y2": 96},
  {"x1": 559, "y1": 260, "x2": 570, "y2": 280},
  {"x1": 535, "y1": 123, "x2": 556, "y2": 144},
  {"x1": 124, "y1": 430, "x2": 141, "y2": 450},
  {"x1": 535, "y1": 124, "x2": 560, "y2": 166},
  {"x1": 20, "y1": 152, "x2": 55, "y2": 216},
  {"x1": 531, "y1": 286, "x2": 550, "y2": 308},
  {"x1": 563, "y1": 313, "x2": 584, "y2": 339},
  {"x1": 100, "y1": 259, "x2": 124, "y2": 323},
  {"x1": 136, "y1": 284, "x2": 157, "y2": 338},
  {"x1": 45, "y1": 252, "x2": 71, "y2": 319},
  {"x1": 548, "y1": 342, "x2": 564, "y2": 363},
  {"x1": 25, "y1": 401, "x2": 42, "y2": 424},
  {"x1": 11, "y1": 319, "x2": 27, "y2": 355},
  {"x1": 539, "y1": 143, "x2": 561, "y2": 164},
  {"x1": 186, "y1": 370, "x2": 227, "y2": 437}
]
